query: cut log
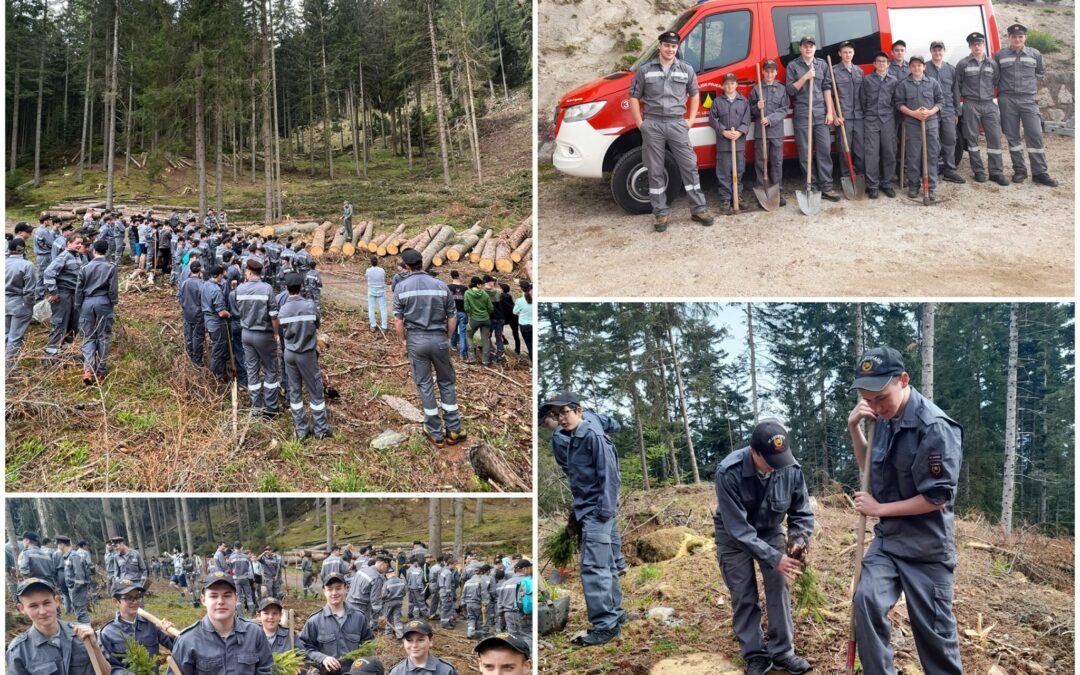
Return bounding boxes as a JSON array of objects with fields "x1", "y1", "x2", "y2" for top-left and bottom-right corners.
[
  {"x1": 447, "y1": 223, "x2": 485, "y2": 262},
  {"x1": 310, "y1": 220, "x2": 333, "y2": 257},
  {"x1": 329, "y1": 229, "x2": 348, "y2": 253},
  {"x1": 420, "y1": 225, "x2": 456, "y2": 269},
  {"x1": 469, "y1": 230, "x2": 494, "y2": 264},
  {"x1": 521, "y1": 252, "x2": 532, "y2": 280},
  {"x1": 401, "y1": 225, "x2": 441, "y2": 255},
  {"x1": 494, "y1": 241, "x2": 514, "y2": 273},
  {"x1": 478, "y1": 237, "x2": 499, "y2": 272},
  {"x1": 357, "y1": 221, "x2": 374, "y2": 246},
  {"x1": 432, "y1": 244, "x2": 455, "y2": 267},
  {"x1": 504, "y1": 217, "x2": 530, "y2": 248},
  {"x1": 467, "y1": 443, "x2": 529, "y2": 492},
  {"x1": 342, "y1": 242, "x2": 356, "y2": 257},
  {"x1": 511, "y1": 238, "x2": 532, "y2": 263},
  {"x1": 386, "y1": 224, "x2": 425, "y2": 256},
  {"x1": 374, "y1": 224, "x2": 408, "y2": 255}
]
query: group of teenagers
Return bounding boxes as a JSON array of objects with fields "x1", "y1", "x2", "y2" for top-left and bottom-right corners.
[
  {"x1": 631, "y1": 23, "x2": 1058, "y2": 230},
  {"x1": 7, "y1": 532, "x2": 534, "y2": 675},
  {"x1": 545, "y1": 346, "x2": 965, "y2": 675}
]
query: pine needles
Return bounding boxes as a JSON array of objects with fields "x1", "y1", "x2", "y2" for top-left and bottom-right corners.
[
  {"x1": 118, "y1": 635, "x2": 160, "y2": 675},
  {"x1": 542, "y1": 527, "x2": 578, "y2": 569},
  {"x1": 340, "y1": 640, "x2": 378, "y2": 662},
  {"x1": 793, "y1": 565, "x2": 827, "y2": 626},
  {"x1": 272, "y1": 649, "x2": 306, "y2": 675}
]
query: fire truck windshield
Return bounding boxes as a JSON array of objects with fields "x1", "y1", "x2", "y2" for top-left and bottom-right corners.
[{"x1": 625, "y1": 10, "x2": 696, "y2": 72}]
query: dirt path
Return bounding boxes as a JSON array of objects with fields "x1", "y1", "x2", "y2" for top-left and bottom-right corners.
[{"x1": 538, "y1": 135, "x2": 1073, "y2": 297}]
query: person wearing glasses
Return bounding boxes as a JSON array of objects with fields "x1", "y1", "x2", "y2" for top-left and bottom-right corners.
[
  {"x1": 42, "y1": 233, "x2": 87, "y2": 361},
  {"x1": 540, "y1": 391, "x2": 625, "y2": 646},
  {"x1": 98, "y1": 578, "x2": 176, "y2": 673}
]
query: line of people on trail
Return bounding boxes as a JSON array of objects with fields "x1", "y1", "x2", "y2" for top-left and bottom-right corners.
[
  {"x1": 7, "y1": 532, "x2": 534, "y2": 675},
  {"x1": 543, "y1": 346, "x2": 963, "y2": 675},
  {"x1": 632, "y1": 24, "x2": 1057, "y2": 230}
]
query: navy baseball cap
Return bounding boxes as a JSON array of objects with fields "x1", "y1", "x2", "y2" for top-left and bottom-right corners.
[
  {"x1": 540, "y1": 391, "x2": 581, "y2": 415},
  {"x1": 852, "y1": 347, "x2": 906, "y2": 391},
  {"x1": 323, "y1": 572, "x2": 347, "y2": 587},
  {"x1": 476, "y1": 632, "x2": 531, "y2": 659},
  {"x1": 111, "y1": 578, "x2": 145, "y2": 597},
  {"x1": 750, "y1": 420, "x2": 795, "y2": 469},
  {"x1": 349, "y1": 658, "x2": 386, "y2": 674},
  {"x1": 16, "y1": 577, "x2": 56, "y2": 597},
  {"x1": 658, "y1": 31, "x2": 680, "y2": 45},
  {"x1": 402, "y1": 618, "x2": 433, "y2": 637},
  {"x1": 400, "y1": 248, "x2": 422, "y2": 265},
  {"x1": 202, "y1": 571, "x2": 237, "y2": 590},
  {"x1": 966, "y1": 32, "x2": 986, "y2": 44}
]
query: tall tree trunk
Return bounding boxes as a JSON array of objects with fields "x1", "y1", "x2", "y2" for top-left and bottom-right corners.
[
  {"x1": 318, "y1": 12, "x2": 333, "y2": 180},
  {"x1": 276, "y1": 497, "x2": 284, "y2": 533},
  {"x1": 260, "y1": 0, "x2": 274, "y2": 222},
  {"x1": 474, "y1": 499, "x2": 483, "y2": 525},
  {"x1": 453, "y1": 498, "x2": 464, "y2": 561},
  {"x1": 415, "y1": 83, "x2": 425, "y2": 156},
  {"x1": 404, "y1": 101, "x2": 413, "y2": 169},
  {"x1": 494, "y1": 9, "x2": 509, "y2": 99},
  {"x1": 457, "y1": 1, "x2": 483, "y2": 184},
  {"x1": 357, "y1": 58, "x2": 367, "y2": 177},
  {"x1": 78, "y1": 27, "x2": 93, "y2": 182},
  {"x1": 10, "y1": 50, "x2": 21, "y2": 174},
  {"x1": 655, "y1": 335, "x2": 682, "y2": 484},
  {"x1": 34, "y1": 498, "x2": 50, "y2": 537},
  {"x1": 920, "y1": 303, "x2": 936, "y2": 399},
  {"x1": 181, "y1": 499, "x2": 195, "y2": 557},
  {"x1": 215, "y1": 97, "x2": 224, "y2": 213},
  {"x1": 132, "y1": 501, "x2": 145, "y2": 555},
  {"x1": 104, "y1": 1, "x2": 119, "y2": 203},
  {"x1": 124, "y1": 40, "x2": 133, "y2": 178},
  {"x1": 63, "y1": 50, "x2": 70, "y2": 141},
  {"x1": 102, "y1": 498, "x2": 119, "y2": 539},
  {"x1": 148, "y1": 499, "x2": 161, "y2": 556},
  {"x1": 202, "y1": 500, "x2": 214, "y2": 544},
  {"x1": 667, "y1": 326, "x2": 701, "y2": 484},
  {"x1": 427, "y1": 2, "x2": 451, "y2": 187},
  {"x1": 854, "y1": 304, "x2": 864, "y2": 359},
  {"x1": 7, "y1": 505, "x2": 23, "y2": 560},
  {"x1": 269, "y1": 15, "x2": 282, "y2": 219},
  {"x1": 349, "y1": 81, "x2": 360, "y2": 176},
  {"x1": 623, "y1": 337, "x2": 650, "y2": 490},
  {"x1": 428, "y1": 499, "x2": 442, "y2": 555},
  {"x1": 258, "y1": 498, "x2": 266, "y2": 525},
  {"x1": 252, "y1": 84, "x2": 258, "y2": 182},
  {"x1": 32, "y1": 2, "x2": 49, "y2": 186},
  {"x1": 121, "y1": 498, "x2": 134, "y2": 543},
  {"x1": 746, "y1": 303, "x2": 760, "y2": 423},
  {"x1": 1001, "y1": 302, "x2": 1019, "y2": 534},
  {"x1": 195, "y1": 65, "x2": 208, "y2": 218},
  {"x1": 325, "y1": 497, "x2": 333, "y2": 550}
]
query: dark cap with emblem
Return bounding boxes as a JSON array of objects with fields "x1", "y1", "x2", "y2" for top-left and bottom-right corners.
[
  {"x1": 540, "y1": 390, "x2": 581, "y2": 415},
  {"x1": 762, "y1": 59, "x2": 778, "y2": 70},
  {"x1": 202, "y1": 570, "x2": 237, "y2": 590},
  {"x1": 930, "y1": 40, "x2": 945, "y2": 50},
  {"x1": 16, "y1": 577, "x2": 57, "y2": 598},
  {"x1": 258, "y1": 596, "x2": 283, "y2": 611},
  {"x1": 323, "y1": 572, "x2": 347, "y2": 587},
  {"x1": 111, "y1": 578, "x2": 144, "y2": 597},
  {"x1": 1006, "y1": 23, "x2": 1027, "y2": 35},
  {"x1": 722, "y1": 73, "x2": 738, "y2": 83},
  {"x1": 21, "y1": 530, "x2": 39, "y2": 543},
  {"x1": 966, "y1": 32, "x2": 986, "y2": 44},
  {"x1": 349, "y1": 657, "x2": 386, "y2": 675},
  {"x1": 892, "y1": 39, "x2": 906, "y2": 48},
  {"x1": 851, "y1": 346, "x2": 906, "y2": 391},
  {"x1": 402, "y1": 618, "x2": 433, "y2": 637},
  {"x1": 475, "y1": 632, "x2": 532, "y2": 659},
  {"x1": 799, "y1": 35, "x2": 816, "y2": 46},
  {"x1": 658, "y1": 31, "x2": 680, "y2": 45},
  {"x1": 400, "y1": 248, "x2": 422, "y2": 265},
  {"x1": 749, "y1": 420, "x2": 795, "y2": 469},
  {"x1": 908, "y1": 55, "x2": 925, "y2": 65},
  {"x1": 514, "y1": 559, "x2": 532, "y2": 570}
]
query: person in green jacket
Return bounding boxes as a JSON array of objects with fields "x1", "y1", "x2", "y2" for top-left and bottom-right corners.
[{"x1": 463, "y1": 276, "x2": 493, "y2": 365}]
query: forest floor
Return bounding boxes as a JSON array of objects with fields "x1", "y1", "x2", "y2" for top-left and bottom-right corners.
[
  {"x1": 4, "y1": 88, "x2": 534, "y2": 493},
  {"x1": 537, "y1": 484, "x2": 1074, "y2": 675}
]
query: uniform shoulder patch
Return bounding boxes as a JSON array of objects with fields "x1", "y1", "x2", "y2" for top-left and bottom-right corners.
[{"x1": 928, "y1": 452, "x2": 943, "y2": 478}]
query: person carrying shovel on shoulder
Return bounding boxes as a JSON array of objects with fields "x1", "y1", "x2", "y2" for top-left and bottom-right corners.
[
  {"x1": 893, "y1": 56, "x2": 944, "y2": 202},
  {"x1": 708, "y1": 72, "x2": 751, "y2": 215},
  {"x1": 749, "y1": 59, "x2": 788, "y2": 207}
]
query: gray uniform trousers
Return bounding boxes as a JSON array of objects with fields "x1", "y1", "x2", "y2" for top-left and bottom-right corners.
[
  {"x1": 641, "y1": 116, "x2": 707, "y2": 216},
  {"x1": 407, "y1": 331, "x2": 462, "y2": 438},
  {"x1": 35, "y1": 253, "x2": 52, "y2": 300},
  {"x1": 863, "y1": 117, "x2": 898, "y2": 189},
  {"x1": 183, "y1": 318, "x2": 205, "y2": 365},
  {"x1": 383, "y1": 601, "x2": 403, "y2": 635},
  {"x1": 580, "y1": 514, "x2": 624, "y2": 632},
  {"x1": 242, "y1": 329, "x2": 281, "y2": 412},
  {"x1": 409, "y1": 588, "x2": 426, "y2": 617},
  {"x1": 853, "y1": 537, "x2": 962, "y2": 675},
  {"x1": 465, "y1": 602, "x2": 483, "y2": 637},
  {"x1": 45, "y1": 291, "x2": 78, "y2": 355},
  {"x1": 7, "y1": 313, "x2": 32, "y2": 368},
  {"x1": 235, "y1": 578, "x2": 257, "y2": 615},
  {"x1": 998, "y1": 93, "x2": 1048, "y2": 176},
  {"x1": 439, "y1": 587, "x2": 455, "y2": 625},
  {"x1": 284, "y1": 349, "x2": 329, "y2": 437},
  {"x1": 303, "y1": 571, "x2": 314, "y2": 598},
  {"x1": 961, "y1": 99, "x2": 1004, "y2": 178},
  {"x1": 69, "y1": 585, "x2": 90, "y2": 623},
  {"x1": 938, "y1": 114, "x2": 960, "y2": 173},
  {"x1": 78, "y1": 296, "x2": 115, "y2": 374},
  {"x1": 715, "y1": 136, "x2": 746, "y2": 203},
  {"x1": 428, "y1": 581, "x2": 441, "y2": 616},
  {"x1": 716, "y1": 530, "x2": 794, "y2": 662},
  {"x1": 835, "y1": 119, "x2": 864, "y2": 177},
  {"x1": 754, "y1": 135, "x2": 784, "y2": 188},
  {"x1": 793, "y1": 118, "x2": 834, "y2": 191},
  {"x1": 504, "y1": 608, "x2": 523, "y2": 636},
  {"x1": 903, "y1": 117, "x2": 940, "y2": 191}
]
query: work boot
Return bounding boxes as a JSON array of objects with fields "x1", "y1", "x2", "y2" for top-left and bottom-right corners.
[
  {"x1": 445, "y1": 429, "x2": 468, "y2": 446},
  {"x1": 426, "y1": 433, "x2": 446, "y2": 448},
  {"x1": 745, "y1": 656, "x2": 773, "y2": 675},
  {"x1": 771, "y1": 654, "x2": 812, "y2": 674},
  {"x1": 973, "y1": 173, "x2": 987, "y2": 183},
  {"x1": 928, "y1": 191, "x2": 937, "y2": 203},
  {"x1": 653, "y1": 214, "x2": 669, "y2": 232},
  {"x1": 867, "y1": 188, "x2": 879, "y2": 199},
  {"x1": 881, "y1": 186, "x2": 896, "y2": 198},
  {"x1": 691, "y1": 209, "x2": 715, "y2": 226},
  {"x1": 1012, "y1": 171, "x2": 1028, "y2": 184},
  {"x1": 719, "y1": 201, "x2": 733, "y2": 215},
  {"x1": 821, "y1": 190, "x2": 841, "y2": 202},
  {"x1": 579, "y1": 628, "x2": 619, "y2": 646},
  {"x1": 943, "y1": 170, "x2": 966, "y2": 184},
  {"x1": 907, "y1": 187, "x2": 919, "y2": 199},
  {"x1": 991, "y1": 174, "x2": 1009, "y2": 186},
  {"x1": 737, "y1": 195, "x2": 751, "y2": 210},
  {"x1": 779, "y1": 195, "x2": 787, "y2": 207},
  {"x1": 1033, "y1": 173, "x2": 1058, "y2": 187}
]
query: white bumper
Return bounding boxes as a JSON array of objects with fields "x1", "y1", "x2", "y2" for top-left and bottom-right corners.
[{"x1": 552, "y1": 120, "x2": 619, "y2": 178}]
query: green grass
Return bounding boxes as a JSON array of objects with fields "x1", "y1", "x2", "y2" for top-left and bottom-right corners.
[
  {"x1": 257, "y1": 472, "x2": 290, "y2": 492},
  {"x1": 116, "y1": 410, "x2": 158, "y2": 433},
  {"x1": 650, "y1": 638, "x2": 679, "y2": 655},
  {"x1": 57, "y1": 440, "x2": 90, "y2": 466},
  {"x1": 328, "y1": 463, "x2": 371, "y2": 492},
  {"x1": 1025, "y1": 30, "x2": 1058, "y2": 53},
  {"x1": 638, "y1": 563, "x2": 662, "y2": 583}
]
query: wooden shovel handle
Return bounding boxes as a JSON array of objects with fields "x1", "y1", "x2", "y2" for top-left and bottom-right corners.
[
  {"x1": 756, "y1": 62, "x2": 769, "y2": 185},
  {"x1": 849, "y1": 421, "x2": 875, "y2": 641},
  {"x1": 80, "y1": 634, "x2": 108, "y2": 675},
  {"x1": 137, "y1": 607, "x2": 181, "y2": 637}
]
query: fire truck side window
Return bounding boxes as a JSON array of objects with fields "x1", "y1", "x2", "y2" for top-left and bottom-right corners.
[
  {"x1": 773, "y1": 5, "x2": 879, "y2": 67},
  {"x1": 700, "y1": 10, "x2": 752, "y2": 74}
]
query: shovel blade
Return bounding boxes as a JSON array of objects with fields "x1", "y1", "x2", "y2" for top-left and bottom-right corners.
[
  {"x1": 796, "y1": 189, "x2": 821, "y2": 216},
  {"x1": 754, "y1": 185, "x2": 781, "y2": 211},
  {"x1": 841, "y1": 176, "x2": 856, "y2": 200},
  {"x1": 854, "y1": 175, "x2": 867, "y2": 198}
]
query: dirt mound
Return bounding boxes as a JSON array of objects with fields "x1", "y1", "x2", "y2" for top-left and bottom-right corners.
[
  {"x1": 635, "y1": 526, "x2": 710, "y2": 562},
  {"x1": 650, "y1": 653, "x2": 741, "y2": 674}
]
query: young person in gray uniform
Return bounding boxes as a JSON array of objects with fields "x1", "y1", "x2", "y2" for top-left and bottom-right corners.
[
  {"x1": 347, "y1": 555, "x2": 389, "y2": 624},
  {"x1": 18, "y1": 532, "x2": 59, "y2": 592},
  {"x1": 995, "y1": 23, "x2": 1058, "y2": 187},
  {"x1": 321, "y1": 544, "x2": 347, "y2": 582},
  {"x1": 893, "y1": 56, "x2": 944, "y2": 200},
  {"x1": 258, "y1": 547, "x2": 283, "y2": 600},
  {"x1": 382, "y1": 568, "x2": 406, "y2": 637},
  {"x1": 406, "y1": 559, "x2": 426, "y2": 618},
  {"x1": 299, "y1": 572, "x2": 375, "y2": 673},
  {"x1": 925, "y1": 41, "x2": 965, "y2": 184},
  {"x1": 74, "y1": 239, "x2": 119, "y2": 384},
  {"x1": 713, "y1": 420, "x2": 814, "y2": 675},
  {"x1": 63, "y1": 537, "x2": 93, "y2": 623},
  {"x1": 628, "y1": 31, "x2": 714, "y2": 232},
  {"x1": 462, "y1": 565, "x2": 485, "y2": 639},
  {"x1": 201, "y1": 265, "x2": 232, "y2": 380},
  {"x1": 7, "y1": 578, "x2": 110, "y2": 675},
  {"x1": 848, "y1": 347, "x2": 963, "y2": 675},
  {"x1": 228, "y1": 542, "x2": 257, "y2": 616},
  {"x1": 169, "y1": 571, "x2": 274, "y2": 674},
  {"x1": 179, "y1": 260, "x2": 205, "y2": 365},
  {"x1": 31, "y1": 214, "x2": 55, "y2": 301},
  {"x1": 389, "y1": 619, "x2": 457, "y2": 675},
  {"x1": 749, "y1": 60, "x2": 789, "y2": 206},
  {"x1": 786, "y1": 35, "x2": 840, "y2": 201},
  {"x1": 427, "y1": 556, "x2": 444, "y2": 618},
  {"x1": 6, "y1": 238, "x2": 36, "y2": 370},
  {"x1": 232, "y1": 258, "x2": 282, "y2": 416},
  {"x1": 708, "y1": 72, "x2": 751, "y2": 214},
  {"x1": 301, "y1": 551, "x2": 315, "y2": 599},
  {"x1": 437, "y1": 558, "x2": 457, "y2": 628},
  {"x1": 111, "y1": 537, "x2": 148, "y2": 590},
  {"x1": 98, "y1": 578, "x2": 175, "y2": 673},
  {"x1": 832, "y1": 42, "x2": 866, "y2": 184},
  {"x1": 860, "y1": 52, "x2": 901, "y2": 199},
  {"x1": 279, "y1": 272, "x2": 331, "y2": 439},
  {"x1": 956, "y1": 32, "x2": 1006, "y2": 185},
  {"x1": 256, "y1": 597, "x2": 292, "y2": 654},
  {"x1": 42, "y1": 233, "x2": 86, "y2": 360},
  {"x1": 303, "y1": 260, "x2": 323, "y2": 312},
  {"x1": 393, "y1": 248, "x2": 466, "y2": 447},
  {"x1": 540, "y1": 391, "x2": 625, "y2": 646}
]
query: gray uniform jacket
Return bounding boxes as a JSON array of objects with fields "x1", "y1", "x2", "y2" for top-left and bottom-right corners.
[
  {"x1": 51, "y1": 235, "x2": 69, "y2": 260},
  {"x1": 298, "y1": 606, "x2": 373, "y2": 667},
  {"x1": 6, "y1": 254, "x2": 36, "y2": 317},
  {"x1": 831, "y1": 63, "x2": 865, "y2": 119},
  {"x1": 33, "y1": 226, "x2": 55, "y2": 256},
  {"x1": 406, "y1": 566, "x2": 424, "y2": 590},
  {"x1": 994, "y1": 45, "x2": 1044, "y2": 96},
  {"x1": 748, "y1": 81, "x2": 789, "y2": 127},
  {"x1": 74, "y1": 258, "x2": 118, "y2": 309},
  {"x1": 925, "y1": 61, "x2": 960, "y2": 114},
  {"x1": 44, "y1": 249, "x2": 84, "y2": 294},
  {"x1": 383, "y1": 576, "x2": 405, "y2": 603},
  {"x1": 263, "y1": 626, "x2": 291, "y2": 654},
  {"x1": 292, "y1": 249, "x2": 313, "y2": 275},
  {"x1": 211, "y1": 550, "x2": 229, "y2": 574},
  {"x1": 169, "y1": 616, "x2": 273, "y2": 675},
  {"x1": 18, "y1": 545, "x2": 58, "y2": 583},
  {"x1": 99, "y1": 612, "x2": 174, "y2": 673},
  {"x1": 785, "y1": 57, "x2": 833, "y2": 119},
  {"x1": 393, "y1": 272, "x2": 455, "y2": 332},
  {"x1": 320, "y1": 554, "x2": 346, "y2": 581},
  {"x1": 552, "y1": 411, "x2": 620, "y2": 475},
  {"x1": 427, "y1": 563, "x2": 443, "y2": 591},
  {"x1": 229, "y1": 552, "x2": 253, "y2": 580},
  {"x1": 258, "y1": 553, "x2": 281, "y2": 583},
  {"x1": 347, "y1": 564, "x2": 385, "y2": 614},
  {"x1": 628, "y1": 57, "x2": 699, "y2": 118},
  {"x1": 388, "y1": 656, "x2": 458, "y2": 675},
  {"x1": 179, "y1": 277, "x2": 204, "y2": 323},
  {"x1": 7, "y1": 621, "x2": 96, "y2": 675},
  {"x1": 708, "y1": 93, "x2": 751, "y2": 139},
  {"x1": 462, "y1": 576, "x2": 482, "y2": 605},
  {"x1": 231, "y1": 280, "x2": 279, "y2": 331},
  {"x1": 116, "y1": 550, "x2": 148, "y2": 588},
  {"x1": 888, "y1": 60, "x2": 910, "y2": 82},
  {"x1": 955, "y1": 55, "x2": 999, "y2": 101},
  {"x1": 278, "y1": 296, "x2": 319, "y2": 353},
  {"x1": 560, "y1": 413, "x2": 621, "y2": 521},
  {"x1": 868, "y1": 386, "x2": 962, "y2": 564},
  {"x1": 859, "y1": 71, "x2": 900, "y2": 121},
  {"x1": 200, "y1": 280, "x2": 228, "y2": 331},
  {"x1": 65, "y1": 549, "x2": 92, "y2": 589},
  {"x1": 438, "y1": 567, "x2": 455, "y2": 595},
  {"x1": 892, "y1": 76, "x2": 944, "y2": 118},
  {"x1": 712, "y1": 447, "x2": 815, "y2": 568}
]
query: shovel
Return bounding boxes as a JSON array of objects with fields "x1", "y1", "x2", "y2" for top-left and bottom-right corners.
[
  {"x1": 827, "y1": 55, "x2": 866, "y2": 200},
  {"x1": 921, "y1": 118, "x2": 931, "y2": 206},
  {"x1": 730, "y1": 131, "x2": 740, "y2": 211},
  {"x1": 796, "y1": 70, "x2": 821, "y2": 215},
  {"x1": 847, "y1": 419, "x2": 876, "y2": 674},
  {"x1": 753, "y1": 63, "x2": 781, "y2": 211},
  {"x1": 899, "y1": 124, "x2": 906, "y2": 190}
]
